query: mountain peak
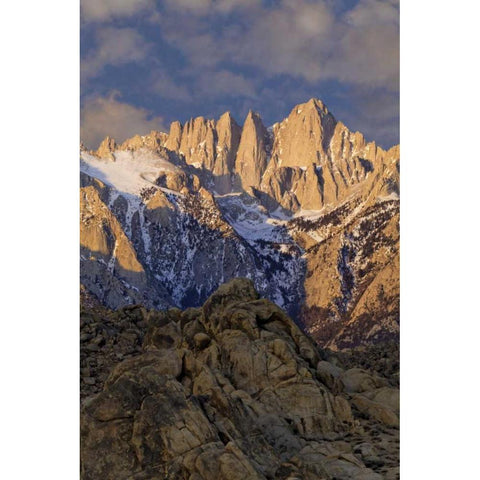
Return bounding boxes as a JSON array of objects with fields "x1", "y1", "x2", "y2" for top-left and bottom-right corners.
[
  {"x1": 218, "y1": 110, "x2": 240, "y2": 129},
  {"x1": 234, "y1": 109, "x2": 269, "y2": 189},
  {"x1": 219, "y1": 110, "x2": 233, "y2": 120},
  {"x1": 308, "y1": 97, "x2": 326, "y2": 108},
  {"x1": 96, "y1": 135, "x2": 116, "y2": 160},
  {"x1": 245, "y1": 109, "x2": 262, "y2": 121},
  {"x1": 293, "y1": 97, "x2": 331, "y2": 117},
  {"x1": 164, "y1": 121, "x2": 182, "y2": 151}
]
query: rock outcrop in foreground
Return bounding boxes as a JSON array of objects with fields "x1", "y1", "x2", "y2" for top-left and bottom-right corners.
[{"x1": 81, "y1": 279, "x2": 399, "y2": 480}]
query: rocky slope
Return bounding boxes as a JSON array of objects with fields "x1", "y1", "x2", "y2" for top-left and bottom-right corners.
[
  {"x1": 80, "y1": 98, "x2": 399, "y2": 349},
  {"x1": 81, "y1": 279, "x2": 399, "y2": 480},
  {"x1": 291, "y1": 199, "x2": 399, "y2": 349}
]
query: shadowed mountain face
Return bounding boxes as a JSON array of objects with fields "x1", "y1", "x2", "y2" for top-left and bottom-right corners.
[
  {"x1": 81, "y1": 279, "x2": 399, "y2": 480},
  {"x1": 80, "y1": 98, "x2": 399, "y2": 349}
]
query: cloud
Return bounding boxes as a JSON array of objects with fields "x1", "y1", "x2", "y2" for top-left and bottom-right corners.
[
  {"x1": 164, "y1": 0, "x2": 260, "y2": 15},
  {"x1": 346, "y1": 0, "x2": 399, "y2": 28},
  {"x1": 197, "y1": 70, "x2": 257, "y2": 98},
  {"x1": 81, "y1": 0, "x2": 153, "y2": 22},
  {"x1": 157, "y1": 0, "x2": 398, "y2": 91},
  {"x1": 335, "y1": 87, "x2": 399, "y2": 148},
  {"x1": 151, "y1": 73, "x2": 192, "y2": 101},
  {"x1": 82, "y1": 27, "x2": 150, "y2": 80},
  {"x1": 323, "y1": 0, "x2": 399, "y2": 90},
  {"x1": 219, "y1": 1, "x2": 333, "y2": 82},
  {"x1": 79, "y1": 1, "x2": 399, "y2": 147},
  {"x1": 151, "y1": 69, "x2": 256, "y2": 102},
  {"x1": 80, "y1": 92, "x2": 167, "y2": 149},
  {"x1": 158, "y1": 1, "x2": 332, "y2": 82},
  {"x1": 164, "y1": 0, "x2": 211, "y2": 13},
  {"x1": 324, "y1": 25, "x2": 399, "y2": 91}
]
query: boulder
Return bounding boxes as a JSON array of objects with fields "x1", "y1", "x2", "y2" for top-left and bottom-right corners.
[
  {"x1": 339, "y1": 368, "x2": 388, "y2": 394},
  {"x1": 351, "y1": 395, "x2": 399, "y2": 427},
  {"x1": 317, "y1": 360, "x2": 344, "y2": 391},
  {"x1": 362, "y1": 387, "x2": 399, "y2": 414},
  {"x1": 81, "y1": 279, "x2": 390, "y2": 479}
]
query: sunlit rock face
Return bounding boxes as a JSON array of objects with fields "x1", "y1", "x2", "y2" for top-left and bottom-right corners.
[{"x1": 81, "y1": 98, "x2": 399, "y2": 349}]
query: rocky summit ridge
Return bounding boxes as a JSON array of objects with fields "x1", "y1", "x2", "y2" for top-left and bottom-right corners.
[
  {"x1": 80, "y1": 98, "x2": 399, "y2": 349},
  {"x1": 81, "y1": 278, "x2": 399, "y2": 480}
]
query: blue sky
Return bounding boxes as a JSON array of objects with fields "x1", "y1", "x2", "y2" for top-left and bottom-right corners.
[{"x1": 80, "y1": 0, "x2": 399, "y2": 150}]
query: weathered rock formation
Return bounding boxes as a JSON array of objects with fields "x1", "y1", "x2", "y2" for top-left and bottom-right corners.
[
  {"x1": 260, "y1": 99, "x2": 398, "y2": 211},
  {"x1": 120, "y1": 130, "x2": 168, "y2": 153},
  {"x1": 234, "y1": 110, "x2": 271, "y2": 190},
  {"x1": 151, "y1": 99, "x2": 399, "y2": 212},
  {"x1": 179, "y1": 116, "x2": 217, "y2": 170},
  {"x1": 81, "y1": 97, "x2": 399, "y2": 349},
  {"x1": 95, "y1": 135, "x2": 116, "y2": 161},
  {"x1": 81, "y1": 279, "x2": 399, "y2": 480},
  {"x1": 213, "y1": 111, "x2": 242, "y2": 193},
  {"x1": 80, "y1": 182, "x2": 165, "y2": 308}
]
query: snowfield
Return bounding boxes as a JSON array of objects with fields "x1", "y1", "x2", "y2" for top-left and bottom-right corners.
[{"x1": 80, "y1": 149, "x2": 179, "y2": 197}]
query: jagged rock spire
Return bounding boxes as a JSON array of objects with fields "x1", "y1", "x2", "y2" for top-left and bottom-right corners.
[
  {"x1": 94, "y1": 97, "x2": 399, "y2": 212},
  {"x1": 213, "y1": 111, "x2": 241, "y2": 194},
  {"x1": 96, "y1": 136, "x2": 116, "y2": 161},
  {"x1": 234, "y1": 110, "x2": 270, "y2": 189},
  {"x1": 164, "y1": 121, "x2": 183, "y2": 151}
]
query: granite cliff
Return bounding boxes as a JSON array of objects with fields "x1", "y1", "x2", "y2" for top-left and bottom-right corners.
[{"x1": 80, "y1": 98, "x2": 399, "y2": 349}]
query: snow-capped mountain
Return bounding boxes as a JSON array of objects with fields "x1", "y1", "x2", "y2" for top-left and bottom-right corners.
[{"x1": 80, "y1": 98, "x2": 399, "y2": 349}]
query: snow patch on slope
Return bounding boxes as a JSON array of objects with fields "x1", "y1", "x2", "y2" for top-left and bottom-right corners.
[
  {"x1": 377, "y1": 192, "x2": 399, "y2": 202},
  {"x1": 80, "y1": 149, "x2": 179, "y2": 197},
  {"x1": 216, "y1": 194, "x2": 291, "y2": 244}
]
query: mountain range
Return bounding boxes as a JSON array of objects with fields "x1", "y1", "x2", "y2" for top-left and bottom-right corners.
[{"x1": 80, "y1": 98, "x2": 399, "y2": 350}]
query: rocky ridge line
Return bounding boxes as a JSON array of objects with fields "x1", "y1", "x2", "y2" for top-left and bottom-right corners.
[
  {"x1": 80, "y1": 97, "x2": 399, "y2": 350},
  {"x1": 91, "y1": 98, "x2": 399, "y2": 213}
]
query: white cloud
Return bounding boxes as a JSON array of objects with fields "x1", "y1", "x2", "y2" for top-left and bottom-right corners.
[
  {"x1": 80, "y1": 92, "x2": 167, "y2": 149},
  {"x1": 82, "y1": 27, "x2": 150, "y2": 80},
  {"x1": 81, "y1": 0, "x2": 153, "y2": 22}
]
